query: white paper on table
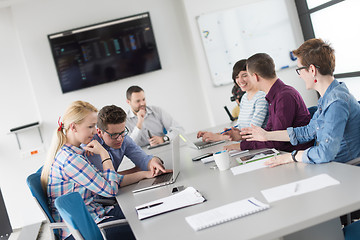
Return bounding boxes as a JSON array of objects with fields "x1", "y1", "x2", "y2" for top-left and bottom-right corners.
[
  {"x1": 261, "y1": 174, "x2": 340, "y2": 203},
  {"x1": 201, "y1": 155, "x2": 214, "y2": 164},
  {"x1": 230, "y1": 158, "x2": 268, "y2": 175}
]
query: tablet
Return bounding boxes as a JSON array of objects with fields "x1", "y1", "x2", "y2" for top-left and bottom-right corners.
[{"x1": 239, "y1": 148, "x2": 279, "y2": 163}]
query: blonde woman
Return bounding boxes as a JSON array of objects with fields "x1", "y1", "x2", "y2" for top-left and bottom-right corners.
[{"x1": 41, "y1": 101, "x2": 152, "y2": 240}]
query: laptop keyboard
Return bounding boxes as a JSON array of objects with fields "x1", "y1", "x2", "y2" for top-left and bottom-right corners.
[{"x1": 152, "y1": 172, "x2": 173, "y2": 185}]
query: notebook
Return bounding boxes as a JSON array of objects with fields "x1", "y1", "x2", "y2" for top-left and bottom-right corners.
[
  {"x1": 185, "y1": 197, "x2": 269, "y2": 231},
  {"x1": 179, "y1": 133, "x2": 225, "y2": 150},
  {"x1": 132, "y1": 135, "x2": 180, "y2": 193},
  {"x1": 136, "y1": 186, "x2": 206, "y2": 220}
]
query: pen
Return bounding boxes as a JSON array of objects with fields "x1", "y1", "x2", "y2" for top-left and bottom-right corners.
[
  {"x1": 220, "y1": 124, "x2": 239, "y2": 134},
  {"x1": 137, "y1": 202, "x2": 163, "y2": 210}
]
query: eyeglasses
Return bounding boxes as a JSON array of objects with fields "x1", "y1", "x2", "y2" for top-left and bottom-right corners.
[
  {"x1": 102, "y1": 126, "x2": 129, "y2": 139},
  {"x1": 295, "y1": 64, "x2": 320, "y2": 75},
  {"x1": 295, "y1": 66, "x2": 308, "y2": 75}
]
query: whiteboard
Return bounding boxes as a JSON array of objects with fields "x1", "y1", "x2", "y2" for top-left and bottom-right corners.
[{"x1": 197, "y1": 0, "x2": 298, "y2": 86}]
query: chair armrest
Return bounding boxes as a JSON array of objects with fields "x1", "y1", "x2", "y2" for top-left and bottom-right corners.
[
  {"x1": 98, "y1": 219, "x2": 128, "y2": 230},
  {"x1": 49, "y1": 222, "x2": 68, "y2": 230}
]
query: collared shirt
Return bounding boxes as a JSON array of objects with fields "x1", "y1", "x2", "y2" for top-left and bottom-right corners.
[
  {"x1": 87, "y1": 134, "x2": 153, "y2": 171},
  {"x1": 47, "y1": 144, "x2": 123, "y2": 239},
  {"x1": 287, "y1": 80, "x2": 360, "y2": 164},
  {"x1": 241, "y1": 79, "x2": 313, "y2": 152},
  {"x1": 236, "y1": 91, "x2": 268, "y2": 129},
  {"x1": 126, "y1": 105, "x2": 185, "y2": 147}
]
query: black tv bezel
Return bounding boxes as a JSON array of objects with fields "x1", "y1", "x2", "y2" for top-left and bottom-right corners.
[{"x1": 47, "y1": 12, "x2": 161, "y2": 93}]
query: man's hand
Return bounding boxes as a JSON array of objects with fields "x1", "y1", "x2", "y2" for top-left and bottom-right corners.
[
  {"x1": 222, "y1": 127, "x2": 242, "y2": 141},
  {"x1": 148, "y1": 157, "x2": 172, "y2": 176},
  {"x1": 223, "y1": 143, "x2": 241, "y2": 151},
  {"x1": 149, "y1": 136, "x2": 165, "y2": 146},
  {"x1": 241, "y1": 124, "x2": 268, "y2": 142},
  {"x1": 136, "y1": 108, "x2": 146, "y2": 129}
]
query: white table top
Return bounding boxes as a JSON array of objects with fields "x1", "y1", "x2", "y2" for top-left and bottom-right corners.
[{"x1": 116, "y1": 132, "x2": 360, "y2": 240}]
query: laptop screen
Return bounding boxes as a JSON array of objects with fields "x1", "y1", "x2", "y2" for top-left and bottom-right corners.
[{"x1": 0, "y1": 188, "x2": 12, "y2": 239}]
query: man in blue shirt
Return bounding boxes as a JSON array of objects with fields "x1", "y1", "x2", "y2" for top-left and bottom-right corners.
[{"x1": 87, "y1": 105, "x2": 169, "y2": 176}]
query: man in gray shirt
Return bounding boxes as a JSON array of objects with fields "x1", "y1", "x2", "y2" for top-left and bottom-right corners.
[{"x1": 126, "y1": 86, "x2": 185, "y2": 147}]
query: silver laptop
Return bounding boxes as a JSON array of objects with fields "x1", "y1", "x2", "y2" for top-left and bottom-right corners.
[
  {"x1": 133, "y1": 135, "x2": 180, "y2": 193},
  {"x1": 179, "y1": 133, "x2": 225, "y2": 150}
]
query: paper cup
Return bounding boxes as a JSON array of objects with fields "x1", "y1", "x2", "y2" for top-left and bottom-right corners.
[{"x1": 213, "y1": 150, "x2": 230, "y2": 171}]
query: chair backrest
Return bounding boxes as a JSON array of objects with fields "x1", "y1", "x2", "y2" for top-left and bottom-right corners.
[
  {"x1": 308, "y1": 106, "x2": 318, "y2": 118},
  {"x1": 55, "y1": 192, "x2": 104, "y2": 240},
  {"x1": 343, "y1": 219, "x2": 360, "y2": 239},
  {"x1": 26, "y1": 172, "x2": 55, "y2": 223}
]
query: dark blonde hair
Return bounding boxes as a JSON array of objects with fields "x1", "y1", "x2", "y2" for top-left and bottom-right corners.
[
  {"x1": 41, "y1": 101, "x2": 98, "y2": 192},
  {"x1": 293, "y1": 38, "x2": 335, "y2": 76}
]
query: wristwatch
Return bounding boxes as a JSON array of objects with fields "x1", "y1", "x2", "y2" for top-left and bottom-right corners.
[
  {"x1": 291, "y1": 150, "x2": 298, "y2": 162},
  {"x1": 163, "y1": 135, "x2": 170, "y2": 142}
]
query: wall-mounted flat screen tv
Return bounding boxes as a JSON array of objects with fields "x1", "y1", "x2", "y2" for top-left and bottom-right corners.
[{"x1": 48, "y1": 12, "x2": 161, "y2": 93}]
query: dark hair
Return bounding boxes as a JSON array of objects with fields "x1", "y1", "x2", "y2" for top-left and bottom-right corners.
[
  {"x1": 292, "y1": 38, "x2": 335, "y2": 76},
  {"x1": 232, "y1": 59, "x2": 247, "y2": 83},
  {"x1": 97, "y1": 105, "x2": 127, "y2": 131},
  {"x1": 246, "y1": 53, "x2": 276, "y2": 79},
  {"x1": 126, "y1": 85, "x2": 144, "y2": 100},
  {"x1": 231, "y1": 84, "x2": 245, "y2": 102}
]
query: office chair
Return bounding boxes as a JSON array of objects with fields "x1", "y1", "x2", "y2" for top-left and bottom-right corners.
[
  {"x1": 343, "y1": 219, "x2": 360, "y2": 240},
  {"x1": 26, "y1": 172, "x2": 67, "y2": 240},
  {"x1": 54, "y1": 192, "x2": 128, "y2": 240},
  {"x1": 308, "y1": 106, "x2": 318, "y2": 118}
]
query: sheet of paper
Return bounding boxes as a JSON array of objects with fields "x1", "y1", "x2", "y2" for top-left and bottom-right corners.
[
  {"x1": 261, "y1": 174, "x2": 340, "y2": 203},
  {"x1": 228, "y1": 149, "x2": 249, "y2": 157},
  {"x1": 231, "y1": 158, "x2": 268, "y2": 175}
]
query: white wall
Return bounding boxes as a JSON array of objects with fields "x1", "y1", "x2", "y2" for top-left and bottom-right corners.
[
  {"x1": 181, "y1": 0, "x2": 318, "y2": 127},
  {"x1": 0, "y1": 0, "x2": 318, "y2": 228}
]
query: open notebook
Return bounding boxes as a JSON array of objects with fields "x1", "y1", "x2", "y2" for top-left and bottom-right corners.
[{"x1": 185, "y1": 197, "x2": 269, "y2": 231}]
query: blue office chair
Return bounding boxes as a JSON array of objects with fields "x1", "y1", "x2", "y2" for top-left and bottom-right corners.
[
  {"x1": 343, "y1": 220, "x2": 360, "y2": 239},
  {"x1": 26, "y1": 172, "x2": 67, "y2": 240},
  {"x1": 308, "y1": 106, "x2": 318, "y2": 118},
  {"x1": 54, "y1": 192, "x2": 128, "y2": 240}
]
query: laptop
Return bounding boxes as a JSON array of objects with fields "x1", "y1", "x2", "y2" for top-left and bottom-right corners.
[
  {"x1": 133, "y1": 135, "x2": 180, "y2": 193},
  {"x1": 147, "y1": 141, "x2": 170, "y2": 150},
  {"x1": 0, "y1": 188, "x2": 12, "y2": 240},
  {"x1": 179, "y1": 133, "x2": 225, "y2": 150}
]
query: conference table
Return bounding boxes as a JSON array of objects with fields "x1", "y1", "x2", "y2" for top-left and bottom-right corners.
[{"x1": 116, "y1": 130, "x2": 360, "y2": 240}]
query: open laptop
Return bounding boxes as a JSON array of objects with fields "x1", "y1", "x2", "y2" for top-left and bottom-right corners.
[
  {"x1": 0, "y1": 188, "x2": 12, "y2": 240},
  {"x1": 179, "y1": 133, "x2": 225, "y2": 150},
  {"x1": 133, "y1": 135, "x2": 180, "y2": 193}
]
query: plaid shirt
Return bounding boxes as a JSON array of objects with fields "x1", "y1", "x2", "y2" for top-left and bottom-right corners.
[{"x1": 47, "y1": 144, "x2": 123, "y2": 239}]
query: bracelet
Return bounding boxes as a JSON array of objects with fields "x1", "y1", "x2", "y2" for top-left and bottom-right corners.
[{"x1": 102, "y1": 157, "x2": 112, "y2": 164}]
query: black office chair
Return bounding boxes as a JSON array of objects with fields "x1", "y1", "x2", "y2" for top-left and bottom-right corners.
[{"x1": 308, "y1": 106, "x2": 318, "y2": 118}]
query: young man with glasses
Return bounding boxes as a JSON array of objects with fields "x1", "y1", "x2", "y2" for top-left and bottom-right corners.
[{"x1": 87, "y1": 105, "x2": 170, "y2": 176}]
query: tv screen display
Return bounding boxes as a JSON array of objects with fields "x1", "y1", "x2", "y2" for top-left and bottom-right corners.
[{"x1": 48, "y1": 12, "x2": 161, "y2": 93}]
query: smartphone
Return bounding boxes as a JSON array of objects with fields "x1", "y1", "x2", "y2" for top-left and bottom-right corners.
[
  {"x1": 192, "y1": 153, "x2": 213, "y2": 161},
  {"x1": 239, "y1": 149, "x2": 279, "y2": 163},
  {"x1": 147, "y1": 130, "x2": 153, "y2": 138}
]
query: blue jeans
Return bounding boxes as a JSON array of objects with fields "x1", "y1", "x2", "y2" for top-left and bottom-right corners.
[{"x1": 65, "y1": 204, "x2": 135, "y2": 240}]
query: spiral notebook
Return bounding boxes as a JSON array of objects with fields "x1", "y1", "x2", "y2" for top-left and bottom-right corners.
[{"x1": 185, "y1": 197, "x2": 269, "y2": 231}]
